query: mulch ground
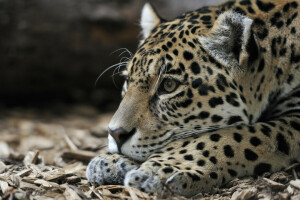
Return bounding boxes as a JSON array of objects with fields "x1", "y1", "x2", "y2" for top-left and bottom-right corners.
[{"x1": 1, "y1": 106, "x2": 300, "y2": 200}]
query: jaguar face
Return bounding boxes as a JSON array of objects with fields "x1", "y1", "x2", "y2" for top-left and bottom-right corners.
[{"x1": 107, "y1": 4, "x2": 254, "y2": 161}]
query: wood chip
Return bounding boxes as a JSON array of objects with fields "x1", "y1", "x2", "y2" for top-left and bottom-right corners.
[
  {"x1": 95, "y1": 185, "x2": 124, "y2": 191},
  {"x1": 16, "y1": 168, "x2": 32, "y2": 177},
  {"x1": 61, "y1": 150, "x2": 97, "y2": 162},
  {"x1": 69, "y1": 185, "x2": 89, "y2": 200},
  {"x1": 0, "y1": 180, "x2": 9, "y2": 194},
  {"x1": 127, "y1": 187, "x2": 140, "y2": 200},
  {"x1": 278, "y1": 192, "x2": 290, "y2": 199},
  {"x1": 44, "y1": 168, "x2": 65, "y2": 181},
  {"x1": 230, "y1": 187, "x2": 257, "y2": 200},
  {"x1": 19, "y1": 136, "x2": 54, "y2": 151},
  {"x1": 34, "y1": 179, "x2": 53, "y2": 188},
  {"x1": 19, "y1": 181, "x2": 40, "y2": 191},
  {"x1": 257, "y1": 193, "x2": 272, "y2": 200},
  {"x1": 0, "y1": 142, "x2": 11, "y2": 157},
  {"x1": 127, "y1": 187, "x2": 150, "y2": 199},
  {"x1": 290, "y1": 179, "x2": 300, "y2": 189},
  {"x1": 10, "y1": 174, "x2": 21, "y2": 187},
  {"x1": 34, "y1": 195, "x2": 64, "y2": 200},
  {"x1": 22, "y1": 176, "x2": 38, "y2": 184},
  {"x1": 269, "y1": 171, "x2": 290, "y2": 183},
  {"x1": 43, "y1": 191, "x2": 65, "y2": 198},
  {"x1": 3, "y1": 109, "x2": 300, "y2": 200},
  {"x1": 285, "y1": 163, "x2": 300, "y2": 172},
  {"x1": 13, "y1": 190, "x2": 28, "y2": 199},
  {"x1": 291, "y1": 194, "x2": 300, "y2": 200},
  {"x1": 263, "y1": 177, "x2": 285, "y2": 191},
  {"x1": 0, "y1": 161, "x2": 7, "y2": 173},
  {"x1": 66, "y1": 176, "x2": 81, "y2": 184},
  {"x1": 90, "y1": 186, "x2": 103, "y2": 200},
  {"x1": 63, "y1": 184, "x2": 83, "y2": 200},
  {"x1": 287, "y1": 185, "x2": 294, "y2": 194},
  {"x1": 0, "y1": 133, "x2": 19, "y2": 144},
  {"x1": 64, "y1": 133, "x2": 78, "y2": 150},
  {"x1": 23, "y1": 151, "x2": 40, "y2": 166},
  {"x1": 63, "y1": 162, "x2": 86, "y2": 175}
]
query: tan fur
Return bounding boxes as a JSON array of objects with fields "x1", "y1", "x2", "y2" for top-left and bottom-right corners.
[{"x1": 87, "y1": 0, "x2": 300, "y2": 197}]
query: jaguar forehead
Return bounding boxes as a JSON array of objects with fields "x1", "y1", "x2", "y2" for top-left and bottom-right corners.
[{"x1": 128, "y1": 53, "x2": 168, "y2": 80}]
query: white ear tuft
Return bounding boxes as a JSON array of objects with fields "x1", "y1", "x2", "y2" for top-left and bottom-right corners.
[
  {"x1": 140, "y1": 3, "x2": 161, "y2": 39},
  {"x1": 199, "y1": 11, "x2": 253, "y2": 68}
]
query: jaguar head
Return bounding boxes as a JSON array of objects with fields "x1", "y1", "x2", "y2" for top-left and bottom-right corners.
[{"x1": 108, "y1": 3, "x2": 258, "y2": 161}]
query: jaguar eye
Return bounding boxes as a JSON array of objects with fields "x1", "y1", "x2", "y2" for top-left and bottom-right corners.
[{"x1": 161, "y1": 78, "x2": 178, "y2": 93}]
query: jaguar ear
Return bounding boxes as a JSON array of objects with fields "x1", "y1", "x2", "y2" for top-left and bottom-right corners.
[
  {"x1": 140, "y1": 3, "x2": 161, "y2": 39},
  {"x1": 199, "y1": 11, "x2": 255, "y2": 69}
]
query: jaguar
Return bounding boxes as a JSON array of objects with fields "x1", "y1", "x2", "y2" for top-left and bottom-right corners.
[{"x1": 86, "y1": 0, "x2": 300, "y2": 197}]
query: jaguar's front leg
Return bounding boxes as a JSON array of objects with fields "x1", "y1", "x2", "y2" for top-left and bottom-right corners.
[
  {"x1": 125, "y1": 116, "x2": 300, "y2": 197},
  {"x1": 86, "y1": 153, "x2": 139, "y2": 186},
  {"x1": 123, "y1": 139, "x2": 222, "y2": 197}
]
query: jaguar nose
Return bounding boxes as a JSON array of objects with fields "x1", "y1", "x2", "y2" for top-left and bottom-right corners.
[{"x1": 108, "y1": 127, "x2": 136, "y2": 151}]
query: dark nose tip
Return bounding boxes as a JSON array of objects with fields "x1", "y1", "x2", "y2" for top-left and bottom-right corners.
[{"x1": 108, "y1": 127, "x2": 136, "y2": 151}]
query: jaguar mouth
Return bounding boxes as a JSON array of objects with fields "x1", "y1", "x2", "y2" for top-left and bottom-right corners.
[{"x1": 118, "y1": 127, "x2": 136, "y2": 153}]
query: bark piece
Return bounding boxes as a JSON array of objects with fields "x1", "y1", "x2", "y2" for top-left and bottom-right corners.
[
  {"x1": 263, "y1": 177, "x2": 285, "y2": 191},
  {"x1": 290, "y1": 179, "x2": 300, "y2": 189},
  {"x1": 231, "y1": 187, "x2": 257, "y2": 200}
]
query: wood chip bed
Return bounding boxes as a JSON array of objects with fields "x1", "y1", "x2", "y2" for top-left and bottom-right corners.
[{"x1": 0, "y1": 107, "x2": 300, "y2": 199}]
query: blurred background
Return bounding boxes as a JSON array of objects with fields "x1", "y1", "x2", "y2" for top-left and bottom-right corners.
[{"x1": 0, "y1": 0, "x2": 223, "y2": 113}]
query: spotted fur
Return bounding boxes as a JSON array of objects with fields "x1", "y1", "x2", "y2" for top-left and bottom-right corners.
[{"x1": 87, "y1": 0, "x2": 300, "y2": 197}]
